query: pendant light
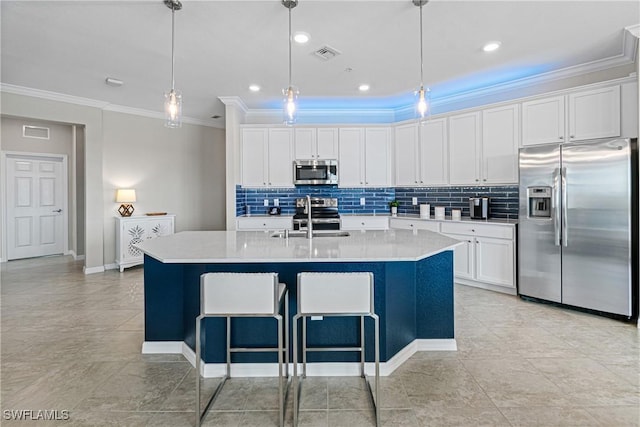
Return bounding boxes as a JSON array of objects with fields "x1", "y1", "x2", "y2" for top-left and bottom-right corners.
[
  {"x1": 414, "y1": 0, "x2": 430, "y2": 121},
  {"x1": 164, "y1": 0, "x2": 182, "y2": 128},
  {"x1": 282, "y1": 0, "x2": 299, "y2": 126}
]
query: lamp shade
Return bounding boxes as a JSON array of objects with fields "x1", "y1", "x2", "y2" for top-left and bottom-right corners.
[{"x1": 116, "y1": 189, "x2": 137, "y2": 203}]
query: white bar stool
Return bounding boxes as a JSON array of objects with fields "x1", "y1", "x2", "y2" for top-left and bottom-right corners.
[
  {"x1": 292, "y1": 272, "x2": 380, "y2": 427},
  {"x1": 196, "y1": 272, "x2": 289, "y2": 427}
]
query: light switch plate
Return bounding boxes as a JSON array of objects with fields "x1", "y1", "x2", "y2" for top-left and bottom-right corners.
[
  {"x1": 274, "y1": 199, "x2": 279, "y2": 206},
  {"x1": 412, "y1": 197, "x2": 418, "y2": 205},
  {"x1": 263, "y1": 199, "x2": 269, "y2": 206},
  {"x1": 360, "y1": 197, "x2": 366, "y2": 206}
]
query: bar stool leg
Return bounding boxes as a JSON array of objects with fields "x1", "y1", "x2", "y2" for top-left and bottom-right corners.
[
  {"x1": 226, "y1": 317, "x2": 231, "y2": 377},
  {"x1": 277, "y1": 315, "x2": 284, "y2": 427},
  {"x1": 292, "y1": 314, "x2": 301, "y2": 427},
  {"x1": 195, "y1": 315, "x2": 202, "y2": 427},
  {"x1": 360, "y1": 315, "x2": 365, "y2": 377},
  {"x1": 374, "y1": 314, "x2": 380, "y2": 427},
  {"x1": 302, "y1": 315, "x2": 307, "y2": 378}
]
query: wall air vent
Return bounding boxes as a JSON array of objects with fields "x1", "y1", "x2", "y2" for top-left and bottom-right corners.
[
  {"x1": 313, "y1": 45, "x2": 341, "y2": 61},
  {"x1": 23, "y1": 125, "x2": 50, "y2": 140}
]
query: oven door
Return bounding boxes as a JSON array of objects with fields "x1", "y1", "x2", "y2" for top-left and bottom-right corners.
[{"x1": 293, "y1": 218, "x2": 341, "y2": 231}]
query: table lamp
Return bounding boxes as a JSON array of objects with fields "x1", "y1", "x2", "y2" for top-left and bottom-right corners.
[{"x1": 116, "y1": 189, "x2": 136, "y2": 217}]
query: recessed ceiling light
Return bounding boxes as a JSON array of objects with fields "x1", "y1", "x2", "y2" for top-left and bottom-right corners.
[
  {"x1": 293, "y1": 32, "x2": 310, "y2": 44},
  {"x1": 358, "y1": 84, "x2": 370, "y2": 92},
  {"x1": 249, "y1": 84, "x2": 261, "y2": 92},
  {"x1": 483, "y1": 41, "x2": 501, "y2": 52}
]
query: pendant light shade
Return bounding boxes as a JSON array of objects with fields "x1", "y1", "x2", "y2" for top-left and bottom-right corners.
[
  {"x1": 282, "y1": 0, "x2": 299, "y2": 126},
  {"x1": 414, "y1": 0, "x2": 430, "y2": 121},
  {"x1": 164, "y1": 0, "x2": 182, "y2": 128}
]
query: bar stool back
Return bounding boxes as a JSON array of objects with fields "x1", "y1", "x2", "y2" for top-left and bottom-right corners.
[
  {"x1": 196, "y1": 272, "x2": 289, "y2": 427},
  {"x1": 293, "y1": 272, "x2": 380, "y2": 427}
]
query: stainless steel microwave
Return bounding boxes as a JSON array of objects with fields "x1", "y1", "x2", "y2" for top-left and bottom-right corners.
[{"x1": 293, "y1": 159, "x2": 338, "y2": 185}]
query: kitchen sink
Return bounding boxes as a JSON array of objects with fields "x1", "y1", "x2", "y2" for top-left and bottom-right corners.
[{"x1": 271, "y1": 231, "x2": 350, "y2": 238}]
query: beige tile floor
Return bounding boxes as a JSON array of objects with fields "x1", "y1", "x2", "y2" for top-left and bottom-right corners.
[{"x1": 1, "y1": 255, "x2": 639, "y2": 426}]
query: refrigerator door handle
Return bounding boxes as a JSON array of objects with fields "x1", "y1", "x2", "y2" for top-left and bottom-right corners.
[
  {"x1": 561, "y1": 167, "x2": 568, "y2": 247},
  {"x1": 553, "y1": 168, "x2": 561, "y2": 246}
]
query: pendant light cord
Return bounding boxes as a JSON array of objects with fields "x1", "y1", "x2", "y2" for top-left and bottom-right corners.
[
  {"x1": 171, "y1": 5, "x2": 176, "y2": 91},
  {"x1": 419, "y1": 2, "x2": 424, "y2": 87},
  {"x1": 288, "y1": 4, "x2": 292, "y2": 88}
]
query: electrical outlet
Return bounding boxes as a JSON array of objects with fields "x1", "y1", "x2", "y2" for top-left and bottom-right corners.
[
  {"x1": 263, "y1": 199, "x2": 269, "y2": 207},
  {"x1": 360, "y1": 197, "x2": 366, "y2": 206},
  {"x1": 412, "y1": 197, "x2": 418, "y2": 205},
  {"x1": 274, "y1": 199, "x2": 279, "y2": 207},
  {"x1": 311, "y1": 316, "x2": 323, "y2": 321}
]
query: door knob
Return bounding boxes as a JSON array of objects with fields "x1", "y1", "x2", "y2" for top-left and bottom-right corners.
[{"x1": 52, "y1": 209, "x2": 62, "y2": 213}]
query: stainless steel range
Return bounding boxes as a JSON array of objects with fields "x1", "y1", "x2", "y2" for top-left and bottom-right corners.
[{"x1": 292, "y1": 197, "x2": 340, "y2": 231}]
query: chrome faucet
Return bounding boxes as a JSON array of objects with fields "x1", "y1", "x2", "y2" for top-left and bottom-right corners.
[{"x1": 305, "y1": 194, "x2": 313, "y2": 239}]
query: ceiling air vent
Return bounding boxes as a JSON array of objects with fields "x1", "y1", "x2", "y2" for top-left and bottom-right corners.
[{"x1": 313, "y1": 45, "x2": 341, "y2": 61}]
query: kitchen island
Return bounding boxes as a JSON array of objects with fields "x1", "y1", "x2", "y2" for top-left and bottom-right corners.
[{"x1": 137, "y1": 229, "x2": 460, "y2": 376}]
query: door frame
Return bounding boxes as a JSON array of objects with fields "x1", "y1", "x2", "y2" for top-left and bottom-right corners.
[{"x1": 1, "y1": 151, "x2": 69, "y2": 261}]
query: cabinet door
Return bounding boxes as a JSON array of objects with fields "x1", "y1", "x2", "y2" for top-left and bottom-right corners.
[
  {"x1": 442, "y1": 232, "x2": 474, "y2": 280},
  {"x1": 338, "y1": 128, "x2": 364, "y2": 187},
  {"x1": 475, "y1": 236, "x2": 514, "y2": 288},
  {"x1": 449, "y1": 112, "x2": 481, "y2": 185},
  {"x1": 147, "y1": 218, "x2": 174, "y2": 238},
  {"x1": 420, "y1": 118, "x2": 448, "y2": 186},
  {"x1": 316, "y1": 128, "x2": 338, "y2": 159},
  {"x1": 120, "y1": 220, "x2": 147, "y2": 262},
  {"x1": 482, "y1": 104, "x2": 519, "y2": 184},
  {"x1": 569, "y1": 85, "x2": 620, "y2": 141},
  {"x1": 364, "y1": 128, "x2": 391, "y2": 187},
  {"x1": 341, "y1": 216, "x2": 389, "y2": 230},
  {"x1": 394, "y1": 123, "x2": 419, "y2": 186},
  {"x1": 241, "y1": 128, "x2": 268, "y2": 187},
  {"x1": 294, "y1": 128, "x2": 316, "y2": 159},
  {"x1": 267, "y1": 128, "x2": 294, "y2": 187},
  {"x1": 521, "y1": 96, "x2": 565, "y2": 146}
]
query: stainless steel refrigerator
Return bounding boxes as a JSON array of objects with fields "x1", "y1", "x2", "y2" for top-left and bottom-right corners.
[{"x1": 518, "y1": 138, "x2": 637, "y2": 318}]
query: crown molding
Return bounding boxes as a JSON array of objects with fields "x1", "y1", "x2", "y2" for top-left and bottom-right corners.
[
  {"x1": 626, "y1": 24, "x2": 640, "y2": 39},
  {"x1": 0, "y1": 83, "x2": 109, "y2": 109},
  {"x1": 218, "y1": 96, "x2": 248, "y2": 114},
  {"x1": 0, "y1": 83, "x2": 222, "y2": 128}
]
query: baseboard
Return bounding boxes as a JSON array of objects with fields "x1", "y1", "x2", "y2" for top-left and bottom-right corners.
[
  {"x1": 142, "y1": 341, "x2": 184, "y2": 354},
  {"x1": 151, "y1": 338, "x2": 457, "y2": 378},
  {"x1": 83, "y1": 265, "x2": 105, "y2": 275},
  {"x1": 456, "y1": 279, "x2": 517, "y2": 295},
  {"x1": 65, "y1": 250, "x2": 86, "y2": 261},
  {"x1": 104, "y1": 263, "x2": 118, "y2": 271}
]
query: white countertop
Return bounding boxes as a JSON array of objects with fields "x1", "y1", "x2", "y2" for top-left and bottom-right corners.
[
  {"x1": 136, "y1": 229, "x2": 461, "y2": 264},
  {"x1": 390, "y1": 214, "x2": 518, "y2": 225}
]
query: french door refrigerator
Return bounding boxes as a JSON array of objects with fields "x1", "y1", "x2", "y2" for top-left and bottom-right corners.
[{"x1": 518, "y1": 138, "x2": 637, "y2": 318}]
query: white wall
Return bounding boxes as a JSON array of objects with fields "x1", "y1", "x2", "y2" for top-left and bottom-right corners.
[
  {"x1": 102, "y1": 111, "x2": 225, "y2": 266},
  {"x1": 1, "y1": 92, "x2": 226, "y2": 271},
  {"x1": 0, "y1": 116, "x2": 84, "y2": 258}
]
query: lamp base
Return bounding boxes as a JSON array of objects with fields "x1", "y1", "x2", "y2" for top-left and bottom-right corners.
[{"x1": 118, "y1": 204, "x2": 135, "y2": 217}]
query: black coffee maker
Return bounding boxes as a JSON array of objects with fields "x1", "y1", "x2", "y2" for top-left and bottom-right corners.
[{"x1": 469, "y1": 197, "x2": 489, "y2": 220}]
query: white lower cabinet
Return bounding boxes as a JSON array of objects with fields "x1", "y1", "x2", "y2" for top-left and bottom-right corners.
[
  {"x1": 115, "y1": 215, "x2": 175, "y2": 272},
  {"x1": 388, "y1": 217, "x2": 439, "y2": 232},
  {"x1": 236, "y1": 216, "x2": 293, "y2": 231},
  {"x1": 341, "y1": 216, "x2": 389, "y2": 231},
  {"x1": 440, "y1": 222, "x2": 516, "y2": 294}
]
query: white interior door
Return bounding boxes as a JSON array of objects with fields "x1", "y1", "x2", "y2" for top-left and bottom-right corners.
[{"x1": 6, "y1": 154, "x2": 67, "y2": 260}]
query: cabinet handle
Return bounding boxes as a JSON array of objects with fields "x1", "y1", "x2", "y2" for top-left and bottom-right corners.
[
  {"x1": 483, "y1": 179, "x2": 487, "y2": 182},
  {"x1": 361, "y1": 222, "x2": 365, "y2": 226},
  {"x1": 415, "y1": 181, "x2": 418, "y2": 184},
  {"x1": 559, "y1": 136, "x2": 564, "y2": 140},
  {"x1": 467, "y1": 240, "x2": 472, "y2": 243},
  {"x1": 471, "y1": 229, "x2": 475, "y2": 232},
  {"x1": 420, "y1": 181, "x2": 424, "y2": 183},
  {"x1": 475, "y1": 179, "x2": 479, "y2": 182},
  {"x1": 570, "y1": 135, "x2": 575, "y2": 139},
  {"x1": 360, "y1": 181, "x2": 363, "y2": 184},
  {"x1": 410, "y1": 224, "x2": 414, "y2": 227}
]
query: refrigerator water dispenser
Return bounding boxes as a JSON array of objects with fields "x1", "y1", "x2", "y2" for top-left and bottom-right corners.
[{"x1": 527, "y1": 186, "x2": 551, "y2": 218}]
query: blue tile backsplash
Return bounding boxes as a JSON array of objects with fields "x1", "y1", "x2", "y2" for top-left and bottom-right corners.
[{"x1": 236, "y1": 185, "x2": 519, "y2": 219}]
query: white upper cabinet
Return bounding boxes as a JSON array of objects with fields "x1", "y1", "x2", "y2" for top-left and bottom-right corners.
[
  {"x1": 521, "y1": 95, "x2": 565, "y2": 146},
  {"x1": 421, "y1": 118, "x2": 448, "y2": 186},
  {"x1": 568, "y1": 85, "x2": 620, "y2": 141},
  {"x1": 449, "y1": 111, "x2": 481, "y2": 185},
  {"x1": 522, "y1": 85, "x2": 621, "y2": 146},
  {"x1": 293, "y1": 127, "x2": 338, "y2": 160},
  {"x1": 394, "y1": 123, "x2": 420, "y2": 186},
  {"x1": 395, "y1": 119, "x2": 448, "y2": 187},
  {"x1": 316, "y1": 128, "x2": 339, "y2": 159},
  {"x1": 338, "y1": 127, "x2": 391, "y2": 188},
  {"x1": 482, "y1": 104, "x2": 519, "y2": 184},
  {"x1": 241, "y1": 127, "x2": 293, "y2": 188}
]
